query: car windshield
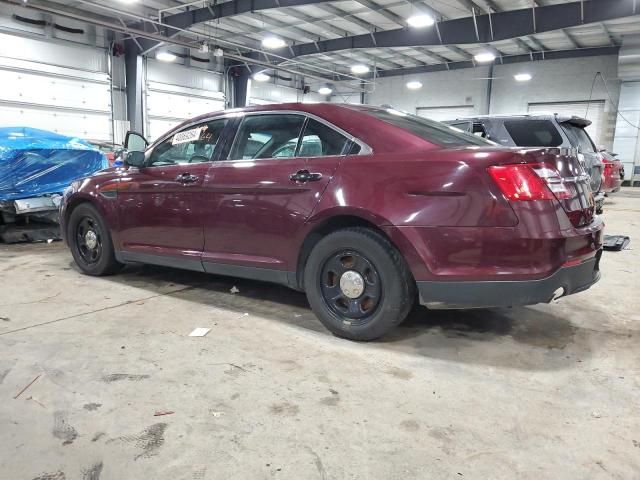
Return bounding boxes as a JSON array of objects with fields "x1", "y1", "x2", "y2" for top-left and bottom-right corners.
[
  {"x1": 365, "y1": 108, "x2": 491, "y2": 147},
  {"x1": 504, "y1": 119, "x2": 563, "y2": 147}
]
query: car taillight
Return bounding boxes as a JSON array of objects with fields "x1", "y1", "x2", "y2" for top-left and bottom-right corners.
[{"x1": 487, "y1": 163, "x2": 572, "y2": 201}]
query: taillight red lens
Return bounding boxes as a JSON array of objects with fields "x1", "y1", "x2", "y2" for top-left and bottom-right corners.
[{"x1": 488, "y1": 164, "x2": 556, "y2": 201}]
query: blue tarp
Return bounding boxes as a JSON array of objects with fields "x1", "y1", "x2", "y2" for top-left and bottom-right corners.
[{"x1": 0, "y1": 127, "x2": 108, "y2": 201}]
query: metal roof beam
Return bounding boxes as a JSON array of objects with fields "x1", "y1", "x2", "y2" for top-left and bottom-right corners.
[
  {"x1": 253, "y1": 0, "x2": 632, "y2": 60},
  {"x1": 375, "y1": 46, "x2": 620, "y2": 78},
  {"x1": 352, "y1": 0, "x2": 407, "y2": 28},
  {"x1": 561, "y1": 28, "x2": 582, "y2": 48},
  {"x1": 601, "y1": 22, "x2": 620, "y2": 46}
]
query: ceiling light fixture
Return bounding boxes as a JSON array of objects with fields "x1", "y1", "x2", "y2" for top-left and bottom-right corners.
[
  {"x1": 156, "y1": 50, "x2": 177, "y2": 62},
  {"x1": 351, "y1": 64, "x2": 370, "y2": 74},
  {"x1": 318, "y1": 86, "x2": 333, "y2": 95},
  {"x1": 407, "y1": 14, "x2": 435, "y2": 28},
  {"x1": 474, "y1": 52, "x2": 496, "y2": 63},
  {"x1": 406, "y1": 80, "x2": 423, "y2": 90},
  {"x1": 262, "y1": 36, "x2": 286, "y2": 49},
  {"x1": 253, "y1": 72, "x2": 270, "y2": 82},
  {"x1": 514, "y1": 73, "x2": 532, "y2": 82}
]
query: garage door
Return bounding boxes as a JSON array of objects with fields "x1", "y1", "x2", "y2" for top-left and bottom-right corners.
[
  {"x1": 416, "y1": 105, "x2": 476, "y2": 122},
  {"x1": 145, "y1": 61, "x2": 225, "y2": 141},
  {"x1": 528, "y1": 101, "x2": 605, "y2": 146},
  {"x1": 0, "y1": 33, "x2": 112, "y2": 142}
]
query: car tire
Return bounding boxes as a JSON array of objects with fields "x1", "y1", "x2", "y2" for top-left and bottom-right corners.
[
  {"x1": 67, "y1": 203, "x2": 122, "y2": 276},
  {"x1": 303, "y1": 227, "x2": 415, "y2": 341}
]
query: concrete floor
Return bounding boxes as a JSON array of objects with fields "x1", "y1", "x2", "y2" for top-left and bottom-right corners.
[{"x1": 1, "y1": 190, "x2": 639, "y2": 480}]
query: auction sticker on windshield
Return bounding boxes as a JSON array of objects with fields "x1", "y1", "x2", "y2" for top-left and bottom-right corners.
[{"x1": 172, "y1": 127, "x2": 205, "y2": 145}]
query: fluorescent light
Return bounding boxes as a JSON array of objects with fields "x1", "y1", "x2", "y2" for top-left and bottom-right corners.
[
  {"x1": 514, "y1": 73, "x2": 532, "y2": 82},
  {"x1": 253, "y1": 72, "x2": 270, "y2": 82},
  {"x1": 156, "y1": 51, "x2": 177, "y2": 62},
  {"x1": 474, "y1": 52, "x2": 496, "y2": 63},
  {"x1": 351, "y1": 64, "x2": 370, "y2": 74},
  {"x1": 318, "y1": 86, "x2": 332, "y2": 95},
  {"x1": 406, "y1": 80, "x2": 423, "y2": 90},
  {"x1": 407, "y1": 14, "x2": 434, "y2": 28},
  {"x1": 262, "y1": 36, "x2": 286, "y2": 49}
]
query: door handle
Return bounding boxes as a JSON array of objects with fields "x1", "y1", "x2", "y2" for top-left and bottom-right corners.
[
  {"x1": 289, "y1": 169, "x2": 322, "y2": 183},
  {"x1": 176, "y1": 173, "x2": 199, "y2": 184}
]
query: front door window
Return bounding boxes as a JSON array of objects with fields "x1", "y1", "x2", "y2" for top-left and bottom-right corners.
[{"x1": 148, "y1": 118, "x2": 228, "y2": 166}]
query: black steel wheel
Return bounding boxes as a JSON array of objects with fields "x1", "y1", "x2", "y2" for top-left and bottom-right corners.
[
  {"x1": 67, "y1": 203, "x2": 122, "y2": 276},
  {"x1": 304, "y1": 227, "x2": 416, "y2": 341},
  {"x1": 319, "y1": 250, "x2": 382, "y2": 325},
  {"x1": 75, "y1": 215, "x2": 103, "y2": 264}
]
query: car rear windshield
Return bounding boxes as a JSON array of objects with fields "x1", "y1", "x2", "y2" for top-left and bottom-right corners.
[
  {"x1": 366, "y1": 109, "x2": 491, "y2": 147},
  {"x1": 503, "y1": 120, "x2": 563, "y2": 147}
]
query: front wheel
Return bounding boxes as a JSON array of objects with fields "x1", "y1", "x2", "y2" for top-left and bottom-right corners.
[
  {"x1": 67, "y1": 203, "x2": 122, "y2": 276},
  {"x1": 303, "y1": 227, "x2": 415, "y2": 341}
]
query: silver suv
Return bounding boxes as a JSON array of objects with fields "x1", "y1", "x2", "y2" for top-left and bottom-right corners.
[{"x1": 445, "y1": 114, "x2": 605, "y2": 212}]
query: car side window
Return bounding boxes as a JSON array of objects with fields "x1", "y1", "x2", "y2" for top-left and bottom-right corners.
[
  {"x1": 299, "y1": 119, "x2": 351, "y2": 157},
  {"x1": 148, "y1": 118, "x2": 227, "y2": 167},
  {"x1": 228, "y1": 114, "x2": 305, "y2": 160}
]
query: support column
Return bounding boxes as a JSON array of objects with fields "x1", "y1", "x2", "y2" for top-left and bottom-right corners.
[
  {"x1": 125, "y1": 46, "x2": 144, "y2": 134},
  {"x1": 232, "y1": 73, "x2": 251, "y2": 108},
  {"x1": 613, "y1": 35, "x2": 640, "y2": 186},
  {"x1": 485, "y1": 63, "x2": 494, "y2": 115}
]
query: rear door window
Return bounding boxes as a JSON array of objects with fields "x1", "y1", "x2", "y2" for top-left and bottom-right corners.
[
  {"x1": 228, "y1": 114, "x2": 306, "y2": 160},
  {"x1": 503, "y1": 120, "x2": 563, "y2": 147}
]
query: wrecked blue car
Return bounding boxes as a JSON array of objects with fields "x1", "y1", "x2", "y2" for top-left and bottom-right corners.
[{"x1": 0, "y1": 127, "x2": 108, "y2": 243}]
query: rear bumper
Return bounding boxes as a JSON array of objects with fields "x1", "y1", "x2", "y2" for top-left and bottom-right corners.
[{"x1": 417, "y1": 250, "x2": 602, "y2": 309}]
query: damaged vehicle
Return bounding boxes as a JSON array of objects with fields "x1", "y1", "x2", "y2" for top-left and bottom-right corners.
[{"x1": 0, "y1": 127, "x2": 108, "y2": 243}]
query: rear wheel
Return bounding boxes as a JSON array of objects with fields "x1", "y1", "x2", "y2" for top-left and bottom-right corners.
[
  {"x1": 304, "y1": 227, "x2": 415, "y2": 341},
  {"x1": 67, "y1": 203, "x2": 122, "y2": 276}
]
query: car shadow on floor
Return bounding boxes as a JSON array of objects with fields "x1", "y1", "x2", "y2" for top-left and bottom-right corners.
[{"x1": 99, "y1": 263, "x2": 592, "y2": 371}]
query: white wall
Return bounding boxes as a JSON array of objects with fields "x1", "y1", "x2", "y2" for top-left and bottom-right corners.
[
  {"x1": 363, "y1": 55, "x2": 620, "y2": 149},
  {"x1": 491, "y1": 55, "x2": 619, "y2": 148},
  {"x1": 249, "y1": 81, "x2": 325, "y2": 104},
  {"x1": 366, "y1": 66, "x2": 491, "y2": 116}
]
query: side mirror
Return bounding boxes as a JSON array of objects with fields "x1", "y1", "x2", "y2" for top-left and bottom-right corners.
[
  {"x1": 124, "y1": 131, "x2": 148, "y2": 152},
  {"x1": 125, "y1": 151, "x2": 145, "y2": 168}
]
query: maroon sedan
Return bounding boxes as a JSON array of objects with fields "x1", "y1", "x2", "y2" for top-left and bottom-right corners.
[{"x1": 60, "y1": 103, "x2": 603, "y2": 340}]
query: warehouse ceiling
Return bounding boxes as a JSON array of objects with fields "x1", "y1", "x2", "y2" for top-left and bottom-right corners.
[{"x1": 9, "y1": 0, "x2": 640, "y2": 82}]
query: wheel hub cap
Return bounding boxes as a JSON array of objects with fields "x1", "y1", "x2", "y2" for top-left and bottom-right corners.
[
  {"x1": 339, "y1": 270, "x2": 365, "y2": 299},
  {"x1": 85, "y1": 230, "x2": 98, "y2": 250}
]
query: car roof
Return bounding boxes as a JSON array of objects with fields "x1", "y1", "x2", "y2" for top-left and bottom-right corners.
[
  {"x1": 149, "y1": 103, "x2": 430, "y2": 154},
  {"x1": 448, "y1": 113, "x2": 591, "y2": 127}
]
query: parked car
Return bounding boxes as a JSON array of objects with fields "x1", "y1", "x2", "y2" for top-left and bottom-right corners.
[
  {"x1": 600, "y1": 150, "x2": 624, "y2": 195},
  {"x1": 60, "y1": 104, "x2": 603, "y2": 341},
  {"x1": 445, "y1": 114, "x2": 606, "y2": 213}
]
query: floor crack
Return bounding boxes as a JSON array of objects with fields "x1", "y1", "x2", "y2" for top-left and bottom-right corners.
[{"x1": 0, "y1": 285, "x2": 199, "y2": 336}]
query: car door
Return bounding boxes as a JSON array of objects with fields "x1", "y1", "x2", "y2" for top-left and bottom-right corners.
[
  {"x1": 117, "y1": 117, "x2": 229, "y2": 269},
  {"x1": 201, "y1": 113, "x2": 357, "y2": 280}
]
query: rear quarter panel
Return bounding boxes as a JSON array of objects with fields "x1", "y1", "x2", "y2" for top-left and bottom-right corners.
[{"x1": 310, "y1": 147, "x2": 602, "y2": 282}]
